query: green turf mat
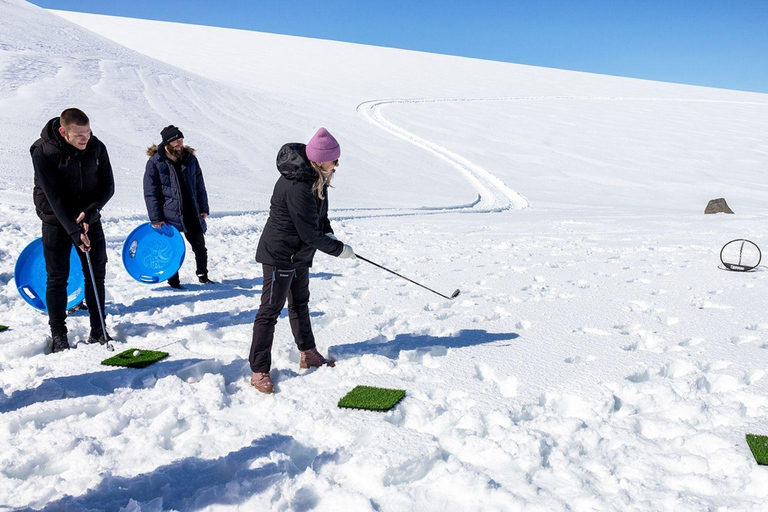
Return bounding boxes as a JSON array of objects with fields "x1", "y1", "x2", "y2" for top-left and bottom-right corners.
[
  {"x1": 338, "y1": 385, "x2": 406, "y2": 411},
  {"x1": 0, "y1": 325, "x2": 8, "y2": 332},
  {"x1": 747, "y1": 434, "x2": 768, "y2": 465},
  {"x1": 101, "y1": 348, "x2": 169, "y2": 369}
]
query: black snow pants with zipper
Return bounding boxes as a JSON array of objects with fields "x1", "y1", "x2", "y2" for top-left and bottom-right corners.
[{"x1": 249, "y1": 264, "x2": 315, "y2": 373}]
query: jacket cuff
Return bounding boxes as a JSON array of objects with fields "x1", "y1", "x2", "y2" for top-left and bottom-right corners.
[{"x1": 83, "y1": 203, "x2": 100, "y2": 224}]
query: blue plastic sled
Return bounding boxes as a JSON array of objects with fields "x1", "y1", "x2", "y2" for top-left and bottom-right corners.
[
  {"x1": 122, "y1": 223, "x2": 185, "y2": 284},
  {"x1": 14, "y1": 238, "x2": 86, "y2": 312}
]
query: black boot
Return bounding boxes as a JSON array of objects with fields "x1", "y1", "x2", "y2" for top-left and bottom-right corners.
[
  {"x1": 197, "y1": 273, "x2": 216, "y2": 284},
  {"x1": 168, "y1": 273, "x2": 182, "y2": 289},
  {"x1": 67, "y1": 300, "x2": 88, "y2": 315},
  {"x1": 87, "y1": 329, "x2": 111, "y2": 345},
  {"x1": 51, "y1": 333, "x2": 70, "y2": 353}
]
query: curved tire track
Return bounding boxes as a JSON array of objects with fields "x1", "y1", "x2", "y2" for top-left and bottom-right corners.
[
  {"x1": 357, "y1": 98, "x2": 530, "y2": 213},
  {"x1": 357, "y1": 96, "x2": 768, "y2": 214}
]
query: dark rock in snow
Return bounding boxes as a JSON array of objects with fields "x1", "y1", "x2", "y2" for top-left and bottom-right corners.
[{"x1": 705, "y1": 198, "x2": 734, "y2": 214}]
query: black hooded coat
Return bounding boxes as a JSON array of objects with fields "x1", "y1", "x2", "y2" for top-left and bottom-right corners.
[
  {"x1": 30, "y1": 117, "x2": 114, "y2": 243},
  {"x1": 143, "y1": 144, "x2": 209, "y2": 233},
  {"x1": 255, "y1": 143, "x2": 344, "y2": 269}
]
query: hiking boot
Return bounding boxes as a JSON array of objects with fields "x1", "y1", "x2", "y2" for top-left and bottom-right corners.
[
  {"x1": 87, "y1": 330, "x2": 111, "y2": 345},
  {"x1": 197, "y1": 273, "x2": 216, "y2": 284},
  {"x1": 300, "y1": 348, "x2": 335, "y2": 369},
  {"x1": 51, "y1": 333, "x2": 70, "y2": 353},
  {"x1": 67, "y1": 300, "x2": 88, "y2": 314},
  {"x1": 250, "y1": 372, "x2": 274, "y2": 394},
  {"x1": 168, "y1": 273, "x2": 182, "y2": 289}
]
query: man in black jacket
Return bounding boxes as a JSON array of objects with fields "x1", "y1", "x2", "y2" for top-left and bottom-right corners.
[
  {"x1": 30, "y1": 108, "x2": 114, "y2": 353},
  {"x1": 143, "y1": 125, "x2": 213, "y2": 288}
]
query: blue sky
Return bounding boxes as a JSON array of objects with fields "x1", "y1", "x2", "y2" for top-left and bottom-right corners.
[{"x1": 30, "y1": 0, "x2": 768, "y2": 93}]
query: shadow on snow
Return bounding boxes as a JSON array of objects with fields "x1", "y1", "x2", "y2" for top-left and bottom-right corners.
[
  {"x1": 120, "y1": 309, "x2": 323, "y2": 337},
  {"x1": 115, "y1": 277, "x2": 263, "y2": 315},
  {"x1": 112, "y1": 273, "x2": 332, "y2": 335},
  {"x1": 30, "y1": 433, "x2": 336, "y2": 512},
  {"x1": 0, "y1": 359, "x2": 251, "y2": 415},
  {"x1": 329, "y1": 329, "x2": 520, "y2": 360}
]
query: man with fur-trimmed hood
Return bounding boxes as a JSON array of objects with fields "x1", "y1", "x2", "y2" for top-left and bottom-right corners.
[{"x1": 143, "y1": 125, "x2": 213, "y2": 288}]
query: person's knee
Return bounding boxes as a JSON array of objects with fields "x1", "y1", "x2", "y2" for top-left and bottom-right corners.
[
  {"x1": 254, "y1": 311, "x2": 280, "y2": 325},
  {"x1": 288, "y1": 300, "x2": 309, "y2": 312},
  {"x1": 47, "y1": 274, "x2": 68, "y2": 287}
]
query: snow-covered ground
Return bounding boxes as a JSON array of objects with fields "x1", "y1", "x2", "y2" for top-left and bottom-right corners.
[{"x1": 2, "y1": 1, "x2": 768, "y2": 510}]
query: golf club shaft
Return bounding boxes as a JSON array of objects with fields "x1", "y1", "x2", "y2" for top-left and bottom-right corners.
[
  {"x1": 84, "y1": 249, "x2": 109, "y2": 340},
  {"x1": 356, "y1": 254, "x2": 455, "y2": 300}
]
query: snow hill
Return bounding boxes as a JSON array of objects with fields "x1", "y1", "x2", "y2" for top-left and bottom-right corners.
[{"x1": 1, "y1": 0, "x2": 768, "y2": 510}]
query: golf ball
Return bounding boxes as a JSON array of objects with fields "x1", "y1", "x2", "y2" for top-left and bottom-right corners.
[
  {"x1": 133, "y1": 350, "x2": 140, "y2": 357},
  {"x1": 187, "y1": 377, "x2": 196, "y2": 384}
]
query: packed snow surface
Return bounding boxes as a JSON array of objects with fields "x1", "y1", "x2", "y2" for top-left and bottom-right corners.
[{"x1": 1, "y1": 1, "x2": 768, "y2": 510}]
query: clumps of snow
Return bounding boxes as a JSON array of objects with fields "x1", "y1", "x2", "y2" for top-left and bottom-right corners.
[{"x1": 0, "y1": 1, "x2": 767, "y2": 509}]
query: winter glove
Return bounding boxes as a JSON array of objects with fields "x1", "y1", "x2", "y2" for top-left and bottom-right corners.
[
  {"x1": 326, "y1": 233, "x2": 339, "y2": 241},
  {"x1": 339, "y1": 244, "x2": 356, "y2": 259}
]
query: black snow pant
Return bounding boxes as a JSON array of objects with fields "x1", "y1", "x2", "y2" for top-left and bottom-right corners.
[
  {"x1": 42, "y1": 221, "x2": 107, "y2": 338},
  {"x1": 169, "y1": 225, "x2": 208, "y2": 283},
  {"x1": 249, "y1": 265, "x2": 315, "y2": 373}
]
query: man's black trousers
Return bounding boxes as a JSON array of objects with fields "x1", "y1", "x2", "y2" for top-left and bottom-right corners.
[
  {"x1": 184, "y1": 226, "x2": 208, "y2": 276},
  {"x1": 42, "y1": 221, "x2": 107, "y2": 337},
  {"x1": 169, "y1": 226, "x2": 208, "y2": 283},
  {"x1": 249, "y1": 265, "x2": 316, "y2": 373}
]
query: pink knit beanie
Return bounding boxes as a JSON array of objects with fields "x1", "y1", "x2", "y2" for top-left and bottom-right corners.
[{"x1": 306, "y1": 127, "x2": 340, "y2": 163}]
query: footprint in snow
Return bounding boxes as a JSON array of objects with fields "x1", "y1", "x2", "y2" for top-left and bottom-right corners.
[
  {"x1": 730, "y1": 335, "x2": 759, "y2": 346},
  {"x1": 696, "y1": 301, "x2": 733, "y2": 310},
  {"x1": 370, "y1": 305, "x2": 388, "y2": 315},
  {"x1": 473, "y1": 363, "x2": 518, "y2": 398},
  {"x1": 677, "y1": 337, "x2": 704, "y2": 348},
  {"x1": 625, "y1": 301, "x2": 653, "y2": 313},
  {"x1": 564, "y1": 354, "x2": 596, "y2": 364},
  {"x1": 572, "y1": 327, "x2": 609, "y2": 336},
  {"x1": 613, "y1": 323, "x2": 642, "y2": 335}
]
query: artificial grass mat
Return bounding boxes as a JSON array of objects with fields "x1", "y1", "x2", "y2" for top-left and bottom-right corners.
[
  {"x1": 101, "y1": 348, "x2": 169, "y2": 369},
  {"x1": 338, "y1": 385, "x2": 406, "y2": 411},
  {"x1": 746, "y1": 434, "x2": 768, "y2": 465}
]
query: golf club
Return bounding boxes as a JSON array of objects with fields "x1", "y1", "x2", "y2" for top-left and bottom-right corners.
[
  {"x1": 80, "y1": 225, "x2": 114, "y2": 351},
  {"x1": 356, "y1": 254, "x2": 460, "y2": 300}
]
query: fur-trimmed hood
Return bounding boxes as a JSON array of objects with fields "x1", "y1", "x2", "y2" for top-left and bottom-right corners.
[{"x1": 146, "y1": 144, "x2": 195, "y2": 158}]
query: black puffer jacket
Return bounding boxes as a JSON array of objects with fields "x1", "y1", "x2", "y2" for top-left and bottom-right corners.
[
  {"x1": 256, "y1": 143, "x2": 344, "y2": 269},
  {"x1": 30, "y1": 117, "x2": 114, "y2": 242}
]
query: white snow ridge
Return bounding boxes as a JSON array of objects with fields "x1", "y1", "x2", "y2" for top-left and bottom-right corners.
[{"x1": 1, "y1": 0, "x2": 768, "y2": 510}]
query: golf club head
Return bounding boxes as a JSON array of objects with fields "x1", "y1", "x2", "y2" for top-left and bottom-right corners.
[{"x1": 450, "y1": 289, "x2": 460, "y2": 299}]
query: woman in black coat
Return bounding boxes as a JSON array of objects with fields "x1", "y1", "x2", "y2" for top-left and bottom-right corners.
[{"x1": 249, "y1": 128, "x2": 355, "y2": 393}]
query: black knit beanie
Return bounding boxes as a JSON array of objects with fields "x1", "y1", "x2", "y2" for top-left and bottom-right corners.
[{"x1": 161, "y1": 125, "x2": 184, "y2": 146}]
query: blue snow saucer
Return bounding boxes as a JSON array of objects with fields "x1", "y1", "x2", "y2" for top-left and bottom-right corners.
[
  {"x1": 14, "y1": 238, "x2": 85, "y2": 312},
  {"x1": 122, "y1": 223, "x2": 185, "y2": 284}
]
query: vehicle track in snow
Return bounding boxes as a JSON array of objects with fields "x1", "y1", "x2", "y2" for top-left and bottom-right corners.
[
  {"x1": 357, "y1": 98, "x2": 529, "y2": 214},
  {"x1": 357, "y1": 96, "x2": 768, "y2": 216}
]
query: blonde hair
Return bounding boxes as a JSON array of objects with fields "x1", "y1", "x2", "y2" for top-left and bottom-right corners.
[{"x1": 310, "y1": 161, "x2": 334, "y2": 199}]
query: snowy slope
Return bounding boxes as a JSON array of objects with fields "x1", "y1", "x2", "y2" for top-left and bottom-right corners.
[
  {"x1": 0, "y1": 1, "x2": 768, "y2": 510},
  {"x1": 52, "y1": 9, "x2": 768, "y2": 214}
]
